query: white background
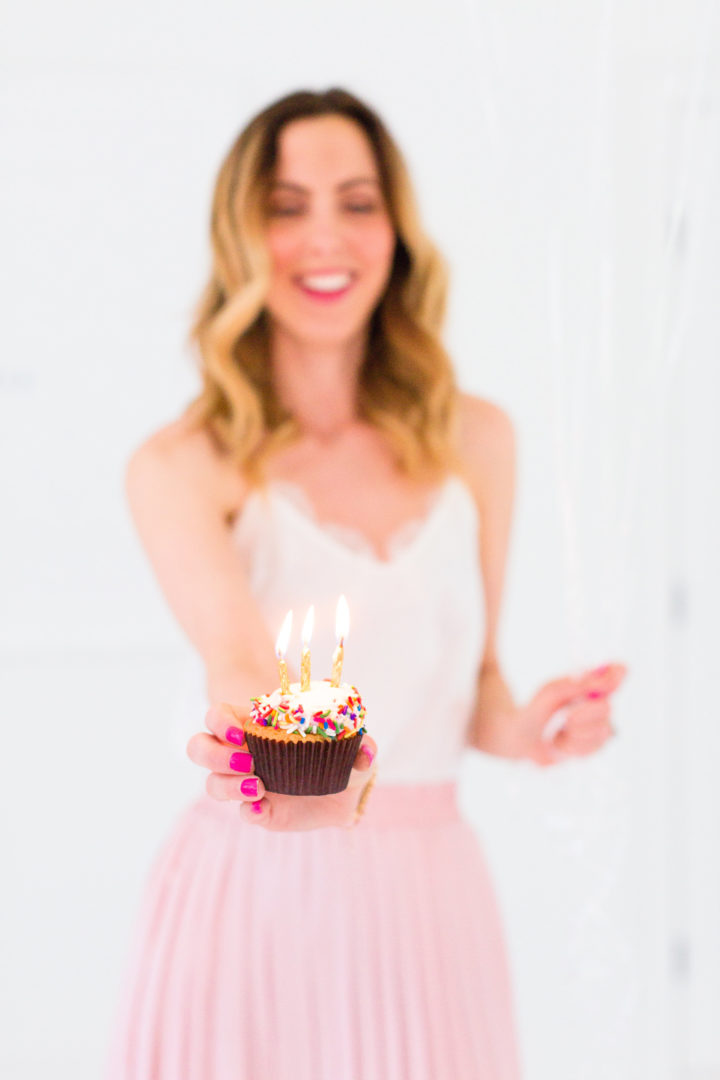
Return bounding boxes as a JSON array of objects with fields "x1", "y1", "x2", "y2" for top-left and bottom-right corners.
[{"x1": 1, "y1": 1, "x2": 719, "y2": 1077}]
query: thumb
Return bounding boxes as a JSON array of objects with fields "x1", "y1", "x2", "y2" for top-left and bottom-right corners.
[
  {"x1": 529, "y1": 741, "x2": 571, "y2": 767},
  {"x1": 353, "y1": 734, "x2": 377, "y2": 772}
]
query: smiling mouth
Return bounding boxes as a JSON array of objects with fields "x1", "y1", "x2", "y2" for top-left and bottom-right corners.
[{"x1": 294, "y1": 271, "x2": 356, "y2": 301}]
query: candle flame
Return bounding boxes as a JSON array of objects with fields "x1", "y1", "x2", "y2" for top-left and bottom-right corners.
[
  {"x1": 275, "y1": 609, "x2": 293, "y2": 659},
  {"x1": 335, "y1": 594, "x2": 350, "y2": 643},
  {"x1": 301, "y1": 605, "x2": 315, "y2": 647}
]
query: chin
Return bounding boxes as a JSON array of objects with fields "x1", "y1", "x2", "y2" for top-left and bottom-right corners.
[
  {"x1": 293, "y1": 326, "x2": 367, "y2": 349},
  {"x1": 287, "y1": 310, "x2": 375, "y2": 343}
]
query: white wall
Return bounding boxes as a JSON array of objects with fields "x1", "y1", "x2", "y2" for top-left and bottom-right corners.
[{"x1": 2, "y1": 2, "x2": 718, "y2": 1077}]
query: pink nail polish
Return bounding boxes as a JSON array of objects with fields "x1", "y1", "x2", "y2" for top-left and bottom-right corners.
[
  {"x1": 226, "y1": 726, "x2": 245, "y2": 746},
  {"x1": 251, "y1": 800, "x2": 263, "y2": 814},
  {"x1": 229, "y1": 751, "x2": 253, "y2": 772},
  {"x1": 586, "y1": 690, "x2": 605, "y2": 699},
  {"x1": 362, "y1": 746, "x2": 375, "y2": 766},
  {"x1": 241, "y1": 777, "x2": 259, "y2": 797}
]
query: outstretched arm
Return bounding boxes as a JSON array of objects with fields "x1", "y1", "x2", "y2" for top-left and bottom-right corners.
[
  {"x1": 125, "y1": 421, "x2": 279, "y2": 698},
  {"x1": 125, "y1": 419, "x2": 377, "y2": 828}
]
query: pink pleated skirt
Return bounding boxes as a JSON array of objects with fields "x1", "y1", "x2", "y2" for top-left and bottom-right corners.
[{"x1": 104, "y1": 782, "x2": 522, "y2": 1080}]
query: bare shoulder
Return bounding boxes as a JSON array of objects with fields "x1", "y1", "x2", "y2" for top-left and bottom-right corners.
[
  {"x1": 456, "y1": 391, "x2": 517, "y2": 502},
  {"x1": 125, "y1": 413, "x2": 246, "y2": 522}
]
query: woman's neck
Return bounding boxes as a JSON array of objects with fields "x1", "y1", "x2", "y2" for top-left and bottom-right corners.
[{"x1": 269, "y1": 324, "x2": 367, "y2": 439}]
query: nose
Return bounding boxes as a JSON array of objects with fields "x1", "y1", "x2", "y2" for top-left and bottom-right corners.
[{"x1": 302, "y1": 206, "x2": 347, "y2": 253}]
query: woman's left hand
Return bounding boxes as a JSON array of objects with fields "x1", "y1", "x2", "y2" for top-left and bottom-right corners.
[{"x1": 512, "y1": 662, "x2": 629, "y2": 766}]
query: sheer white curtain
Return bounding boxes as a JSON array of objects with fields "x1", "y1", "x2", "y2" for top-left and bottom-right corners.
[{"x1": 455, "y1": 2, "x2": 719, "y2": 1078}]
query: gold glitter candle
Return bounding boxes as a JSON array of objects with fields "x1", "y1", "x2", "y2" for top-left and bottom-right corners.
[
  {"x1": 300, "y1": 605, "x2": 314, "y2": 692},
  {"x1": 330, "y1": 642, "x2": 344, "y2": 687},
  {"x1": 330, "y1": 595, "x2": 350, "y2": 688},
  {"x1": 275, "y1": 609, "x2": 293, "y2": 695}
]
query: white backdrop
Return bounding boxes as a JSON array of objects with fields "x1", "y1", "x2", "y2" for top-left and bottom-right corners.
[{"x1": 2, "y1": 2, "x2": 719, "y2": 1078}]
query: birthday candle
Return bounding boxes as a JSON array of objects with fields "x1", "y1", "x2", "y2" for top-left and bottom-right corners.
[
  {"x1": 331, "y1": 595, "x2": 350, "y2": 687},
  {"x1": 300, "y1": 605, "x2": 314, "y2": 692},
  {"x1": 275, "y1": 609, "x2": 293, "y2": 694}
]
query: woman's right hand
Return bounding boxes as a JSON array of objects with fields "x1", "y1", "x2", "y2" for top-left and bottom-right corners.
[{"x1": 186, "y1": 703, "x2": 378, "y2": 831}]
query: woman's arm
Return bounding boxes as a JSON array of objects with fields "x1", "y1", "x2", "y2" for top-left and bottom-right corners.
[
  {"x1": 456, "y1": 396, "x2": 626, "y2": 764},
  {"x1": 456, "y1": 393, "x2": 519, "y2": 757},
  {"x1": 465, "y1": 661, "x2": 524, "y2": 758},
  {"x1": 124, "y1": 419, "x2": 279, "y2": 699},
  {"x1": 468, "y1": 658, "x2": 626, "y2": 764},
  {"x1": 125, "y1": 419, "x2": 378, "y2": 828}
]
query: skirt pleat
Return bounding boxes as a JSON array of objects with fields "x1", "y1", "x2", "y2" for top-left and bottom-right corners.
[
  {"x1": 404, "y1": 827, "x2": 453, "y2": 1079},
  {"x1": 109, "y1": 811, "x2": 208, "y2": 1076},
  {"x1": 193, "y1": 815, "x2": 239, "y2": 1080},
  {"x1": 105, "y1": 783, "x2": 522, "y2": 1080}
]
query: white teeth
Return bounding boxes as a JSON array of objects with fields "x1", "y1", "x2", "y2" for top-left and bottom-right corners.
[{"x1": 300, "y1": 272, "x2": 352, "y2": 292}]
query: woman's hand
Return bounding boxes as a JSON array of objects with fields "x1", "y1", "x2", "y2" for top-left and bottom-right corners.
[
  {"x1": 513, "y1": 662, "x2": 628, "y2": 766},
  {"x1": 186, "y1": 704, "x2": 378, "y2": 830}
]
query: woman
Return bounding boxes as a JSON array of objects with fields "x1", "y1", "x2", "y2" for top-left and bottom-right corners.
[{"x1": 107, "y1": 87, "x2": 627, "y2": 1079}]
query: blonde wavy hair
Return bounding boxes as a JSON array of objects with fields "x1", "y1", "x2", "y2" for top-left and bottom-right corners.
[{"x1": 182, "y1": 87, "x2": 462, "y2": 484}]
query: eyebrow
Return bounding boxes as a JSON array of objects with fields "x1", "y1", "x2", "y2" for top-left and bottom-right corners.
[{"x1": 269, "y1": 177, "x2": 381, "y2": 193}]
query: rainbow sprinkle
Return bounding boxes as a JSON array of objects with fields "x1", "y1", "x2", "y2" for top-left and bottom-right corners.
[{"x1": 249, "y1": 683, "x2": 367, "y2": 739}]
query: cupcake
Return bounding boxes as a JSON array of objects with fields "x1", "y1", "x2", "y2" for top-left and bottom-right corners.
[{"x1": 244, "y1": 678, "x2": 367, "y2": 795}]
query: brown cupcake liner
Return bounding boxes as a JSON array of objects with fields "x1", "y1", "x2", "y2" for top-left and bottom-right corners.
[{"x1": 243, "y1": 728, "x2": 365, "y2": 795}]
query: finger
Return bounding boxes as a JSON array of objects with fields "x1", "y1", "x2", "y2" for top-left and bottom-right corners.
[
  {"x1": 558, "y1": 736, "x2": 611, "y2": 757},
  {"x1": 187, "y1": 732, "x2": 255, "y2": 776},
  {"x1": 540, "y1": 695, "x2": 611, "y2": 745},
  {"x1": 534, "y1": 717, "x2": 615, "y2": 764},
  {"x1": 352, "y1": 734, "x2": 377, "y2": 772},
  {"x1": 577, "y1": 662, "x2": 629, "y2": 696},
  {"x1": 529, "y1": 742, "x2": 570, "y2": 767},
  {"x1": 555, "y1": 723, "x2": 613, "y2": 754},
  {"x1": 204, "y1": 702, "x2": 250, "y2": 746},
  {"x1": 533, "y1": 674, "x2": 592, "y2": 716},
  {"x1": 205, "y1": 770, "x2": 265, "y2": 803},
  {"x1": 563, "y1": 697, "x2": 611, "y2": 725},
  {"x1": 559, "y1": 719, "x2": 613, "y2": 746},
  {"x1": 239, "y1": 795, "x2": 270, "y2": 825}
]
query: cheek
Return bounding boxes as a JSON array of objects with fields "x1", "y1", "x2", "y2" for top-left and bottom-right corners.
[
  {"x1": 266, "y1": 232, "x2": 297, "y2": 273},
  {"x1": 264, "y1": 225, "x2": 302, "y2": 276},
  {"x1": 357, "y1": 222, "x2": 396, "y2": 271}
]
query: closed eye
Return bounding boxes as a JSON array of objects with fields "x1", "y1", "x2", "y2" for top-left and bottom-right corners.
[{"x1": 268, "y1": 204, "x2": 379, "y2": 216}]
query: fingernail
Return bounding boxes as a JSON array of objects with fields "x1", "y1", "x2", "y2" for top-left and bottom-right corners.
[
  {"x1": 226, "y1": 726, "x2": 245, "y2": 746},
  {"x1": 586, "y1": 690, "x2": 606, "y2": 699},
  {"x1": 241, "y1": 777, "x2": 259, "y2": 797},
  {"x1": 229, "y1": 751, "x2": 253, "y2": 772},
  {"x1": 361, "y1": 746, "x2": 375, "y2": 766},
  {"x1": 592, "y1": 665, "x2": 611, "y2": 676},
  {"x1": 251, "y1": 800, "x2": 263, "y2": 814}
]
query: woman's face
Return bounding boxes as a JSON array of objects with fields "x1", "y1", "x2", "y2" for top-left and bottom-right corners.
[{"x1": 262, "y1": 114, "x2": 397, "y2": 347}]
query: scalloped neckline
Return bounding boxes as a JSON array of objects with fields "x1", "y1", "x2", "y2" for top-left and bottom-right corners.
[{"x1": 245, "y1": 474, "x2": 462, "y2": 567}]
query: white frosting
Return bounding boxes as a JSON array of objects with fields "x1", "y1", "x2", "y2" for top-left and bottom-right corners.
[
  {"x1": 265, "y1": 680, "x2": 355, "y2": 713},
  {"x1": 250, "y1": 679, "x2": 366, "y2": 738}
]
